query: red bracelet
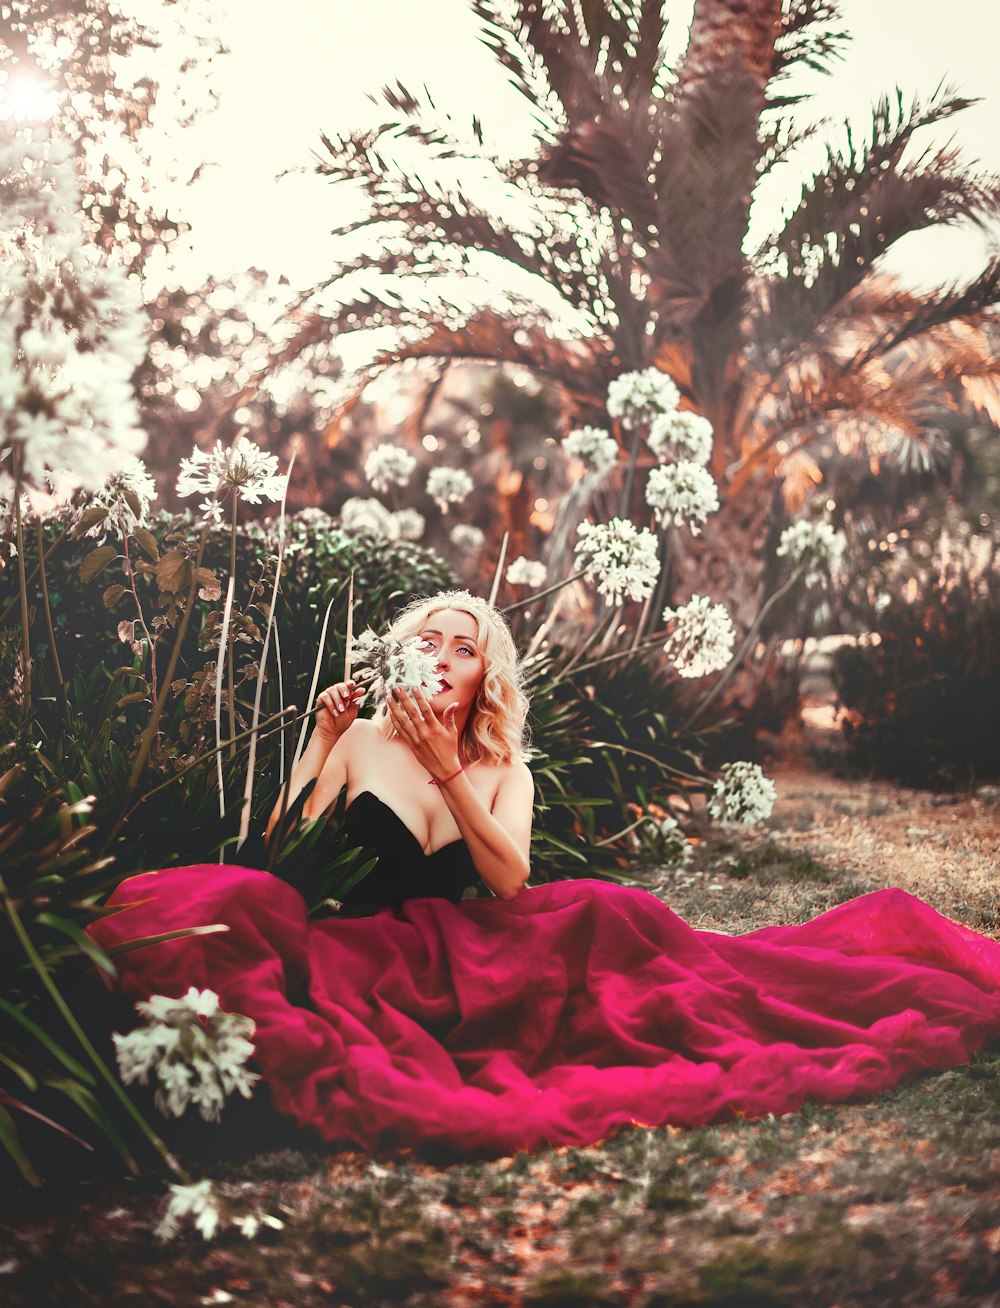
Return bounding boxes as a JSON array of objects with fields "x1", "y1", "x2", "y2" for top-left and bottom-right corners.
[{"x1": 429, "y1": 765, "x2": 464, "y2": 786}]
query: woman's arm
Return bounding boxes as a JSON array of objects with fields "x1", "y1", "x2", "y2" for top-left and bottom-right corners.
[
  {"x1": 438, "y1": 762, "x2": 534, "y2": 901},
  {"x1": 265, "y1": 680, "x2": 363, "y2": 839}
]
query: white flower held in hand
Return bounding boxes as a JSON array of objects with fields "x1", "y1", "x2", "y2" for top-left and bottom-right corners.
[
  {"x1": 505, "y1": 556, "x2": 548, "y2": 587},
  {"x1": 112, "y1": 986, "x2": 259, "y2": 1124},
  {"x1": 176, "y1": 435, "x2": 287, "y2": 521},
  {"x1": 351, "y1": 627, "x2": 444, "y2": 708},
  {"x1": 575, "y1": 517, "x2": 661, "y2": 605},
  {"x1": 708, "y1": 761, "x2": 777, "y2": 830},
  {"x1": 563, "y1": 425, "x2": 618, "y2": 473},
  {"x1": 606, "y1": 367, "x2": 681, "y2": 428},
  {"x1": 647, "y1": 411, "x2": 714, "y2": 466},
  {"x1": 645, "y1": 461, "x2": 719, "y2": 534},
  {"x1": 776, "y1": 519, "x2": 846, "y2": 588},
  {"x1": 661, "y1": 595, "x2": 735, "y2": 678},
  {"x1": 364, "y1": 443, "x2": 417, "y2": 494},
  {"x1": 426, "y1": 466, "x2": 474, "y2": 512}
]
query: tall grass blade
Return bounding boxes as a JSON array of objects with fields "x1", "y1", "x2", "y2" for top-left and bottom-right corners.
[
  {"x1": 290, "y1": 595, "x2": 335, "y2": 774},
  {"x1": 214, "y1": 575, "x2": 236, "y2": 826},
  {"x1": 488, "y1": 531, "x2": 509, "y2": 607},
  {"x1": 238, "y1": 453, "x2": 294, "y2": 851}
]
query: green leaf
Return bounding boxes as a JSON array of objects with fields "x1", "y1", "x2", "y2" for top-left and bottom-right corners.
[
  {"x1": 72, "y1": 506, "x2": 110, "y2": 537},
  {"x1": 79, "y1": 546, "x2": 118, "y2": 584},
  {"x1": 0, "y1": 997, "x2": 96, "y2": 1086},
  {"x1": 121, "y1": 488, "x2": 142, "y2": 518},
  {"x1": 0, "y1": 1101, "x2": 43, "y2": 1186},
  {"x1": 132, "y1": 527, "x2": 159, "y2": 561},
  {"x1": 35, "y1": 912, "x2": 118, "y2": 978},
  {"x1": 116, "y1": 691, "x2": 148, "y2": 708},
  {"x1": 103, "y1": 583, "x2": 126, "y2": 608}
]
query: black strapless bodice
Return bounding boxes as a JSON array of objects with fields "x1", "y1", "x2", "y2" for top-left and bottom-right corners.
[{"x1": 338, "y1": 791, "x2": 480, "y2": 911}]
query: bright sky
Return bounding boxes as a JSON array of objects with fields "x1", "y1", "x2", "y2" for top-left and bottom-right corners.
[{"x1": 151, "y1": 0, "x2": 999, "y2": 301}]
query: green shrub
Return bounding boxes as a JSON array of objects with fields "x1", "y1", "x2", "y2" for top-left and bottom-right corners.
[{"x1": 832, "y1": 537, "x2": 1000, "y2": 788}]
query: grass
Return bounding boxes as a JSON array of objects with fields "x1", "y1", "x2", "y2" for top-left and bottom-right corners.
[{"x1": 1, "y1": 824, "x2": 998, "y2": 1306}]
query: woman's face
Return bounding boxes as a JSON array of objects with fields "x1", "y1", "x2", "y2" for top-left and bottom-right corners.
[{"x1": 418, "y1": 608, "x2": 485, "y2": 715}]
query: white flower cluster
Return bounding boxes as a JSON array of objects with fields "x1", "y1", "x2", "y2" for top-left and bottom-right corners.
[
  {"x1": 776, "y1": 519, "x2": 846, "y2": 588},
  {"x1": 426, "y1": 466, "x2": 474, "y2": 512},
  {"x1": 0, "y1": 132, "x2": 147, "y2": 501},
  {"x1": 646, "y1": 814, "x2": 693, "y2": 869},
  {"x1": 393, "y1": 507, "x2": 425, "y2": 542},
  {"x1": 506, "y1": 556, "x2": 547, "y2": 587},
  {"x1": 606, "y1": 367, "x2": 680, "y2": 427},
  {"x1": 450, "y1": 523, "x2": 484, "y2": 553},
  {"x1": 155, "y1": 1178, "x2": 285, "y2": 1243},
  {"x1": 707, "y1": 761, "x2": 777, "y2": 830},
  {"x1": 89, "y1": 456, "x2": 157, "y2": 536},
  {"x1": 112, "y1": 987, "x2": 259, "y2": 1124},
  {"x1": 351, "y1": 627, "x2": 444, "y2": 706},
  {"x1": 575, "y1": 517, "x2": 661, "y2": 605},
  {"x1": 563, "y1": 425, "x2": 618, "y2": 473},
  {"x1": 176, "y1": 436, "x2": 287, "y2": 524},
  {"x1": 647, "y1": 410, "x2": 713, "y2": 466},
  {"x1": 661, "y1": 595, "x2": 735, "y2": 679},
  {"x1": 645, "y1": 461, "x2": 719, "y2": 534},
  {"x1": 339, "y1": 496, "x2": 400, "y2": 539},
  {"x1": 364, "y1": 443, "x2": 416, "y2": 494}
]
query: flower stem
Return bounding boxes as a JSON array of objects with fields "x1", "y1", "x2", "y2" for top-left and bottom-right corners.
[
  {"x1": 12, "y1": 495, "x2": 32, "y2": 710},
  {"x1": 0, "y1": 522, "x2": 70, "y2": 627},
  {"x1": 109, "y1": 525, "x2": 211, "y2": 846},
  {"x1": 501, "y1": 569, "x2": 587, "y2": 614},
  {"x1": 618, "y1": 419, "x2": 643, "y2": 518},
  {"x1": 227, "y1": 494, "x2": 238, "y2": 759},
  {"x1": 0, "y1": 873, "x2": 190, "y2": 1183},
  {"x1": 122, "y1": 535, "x2": 158, "y2": 711},
  {"x1": 34, "y1": 517, "x2": 64, "y2": 688},
  {"x1": 680, "y1": 567, "x2": 803, "y2": 731},
  {"x1": 561, "y1": 631, "x2": 667, "y2": 679}
]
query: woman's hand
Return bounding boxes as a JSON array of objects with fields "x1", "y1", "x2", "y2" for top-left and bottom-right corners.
[
  {"x1": 387, "y1": 686, "x2": 461, "y2": 781},
  {"x1": 314, "y1": 680, "x2": 365, "y2": 745}
]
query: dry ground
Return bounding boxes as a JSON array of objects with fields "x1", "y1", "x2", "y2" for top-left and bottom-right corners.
[{"x1": 2, "y1": 748, "x2": 999, "y2": 1308}]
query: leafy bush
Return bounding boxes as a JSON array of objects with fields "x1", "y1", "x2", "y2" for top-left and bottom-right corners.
[{"x1": 832, "y1": 533, "x2": 1000, "y2": 788}]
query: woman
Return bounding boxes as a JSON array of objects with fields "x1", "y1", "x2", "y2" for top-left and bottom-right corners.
[{"x1": 90, "y1": 591, "x2": 1000, "y2": 1158}]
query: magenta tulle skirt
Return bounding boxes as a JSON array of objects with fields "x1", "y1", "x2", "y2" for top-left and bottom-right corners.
[{"x1": 87, "y1": 868, "x2": 1000, "y2": 1157}]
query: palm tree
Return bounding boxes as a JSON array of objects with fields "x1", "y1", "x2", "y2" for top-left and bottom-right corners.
[{"x1": 289, "y1": 0, "x2": 1000, "y2": 627}]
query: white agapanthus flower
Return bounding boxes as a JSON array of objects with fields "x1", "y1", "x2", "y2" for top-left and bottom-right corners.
[
  {"x1": 644, "y1": 461, "x2": 719, "y2": 534},
  {"x1": 562, "y1": 425, "x2": 618, "y2": 473},
  {"x1": 112, "y1": 987, "x2": 259, "y2": 1124},
  {"x1": 776, "y1": 519, "x2": 846, "y2": 588},
  {"x1": 647, "y1": 410, "x2": 714, "y2": 466},
  {"x1": 708, "y1": 762, "x2": 777, "y2": 830},
  {"x1": 646, "y1": 814, "x2": 693, "y2": 869},
  {"x1": 426, "y1": 466, "x2": 474, "y2": 513},
  {"x1": 0, "y1": 132, "x2": 148, "y2": 500},
  {"x1": 351, "y1": 627, "x2": 444, "y2": 707},
  {"x1": 89, "y1": 455, "x2": 157, "y2": 536},
  {"x1": 364, "y1": 443, "x2": 417, "y2": 494},
  {"x1": 155, "y1": 1178, "x2": 285, "y2": 1244},
  {"x1": 449, "y1": 523, "x2": 485, "y2": 553},
  {"x1": 661, "y1": 595, "x2": 736, "y2": 679},
  {"x1": 606, "y1": 368, "x2": 681, "y2": 428},
  {"x1": 339, "y1": 496, "x2": 400, "y2": 539},
  {"x1": 176, "y1": 436, "x2": 286, "y2": 519},
  {"x1": 393, "y1": 508, "x2": 426, "y2": 542},
  {"x1": 574, "y1": 517, "x2": 661, "y2": 605},
  {"x1": 156, "y1": 1179, "x2": 222, "y2": 1242},
  {"x1": 505, "y1": 556, "x2": 548, "y2": 587}
]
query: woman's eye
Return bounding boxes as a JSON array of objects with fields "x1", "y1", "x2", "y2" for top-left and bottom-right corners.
[{"x1": 458, "y1": 645, "x2": 474, "y2": 656}]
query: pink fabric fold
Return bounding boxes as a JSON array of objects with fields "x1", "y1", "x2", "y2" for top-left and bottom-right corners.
[{"x1": 88, "y1": 869, "x2": 1000, "y2": 1157}]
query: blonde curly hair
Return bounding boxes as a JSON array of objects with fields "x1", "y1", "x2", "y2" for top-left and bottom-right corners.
[{"x1": 374, "y1": 590, "x2": 529, "y2": 767}]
